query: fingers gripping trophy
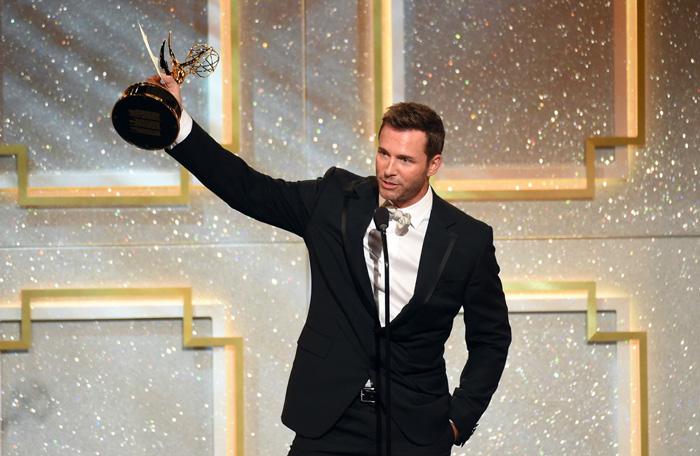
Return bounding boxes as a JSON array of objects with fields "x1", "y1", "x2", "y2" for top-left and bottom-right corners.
[{"x1": 111, "y1": 28, "x2": 219, "y2": 149}]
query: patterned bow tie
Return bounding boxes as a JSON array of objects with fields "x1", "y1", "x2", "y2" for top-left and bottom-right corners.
[{"x1": 385, "y1": 205, "x2": 411, "y2": 233}]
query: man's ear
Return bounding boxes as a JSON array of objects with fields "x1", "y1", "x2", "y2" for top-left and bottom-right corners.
[{"x1": 427, "y1": 154, "x2": 442, "y2": 177}]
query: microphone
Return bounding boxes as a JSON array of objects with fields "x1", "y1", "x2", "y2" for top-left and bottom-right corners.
[
  {"x1": 372, "y1": 205, "x2": 392, "y2": 456},
  {"x1": 373, "y1": 207, "x2": 390, "y2": 232}
]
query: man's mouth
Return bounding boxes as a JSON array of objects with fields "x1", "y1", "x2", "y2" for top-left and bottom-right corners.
[{"x1": 380, "y1": 179, "x2": 399, "y2": 189}]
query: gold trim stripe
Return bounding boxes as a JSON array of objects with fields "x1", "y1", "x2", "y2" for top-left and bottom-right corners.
[
  {"x1": 0, "y1": 144, "x2": 191, "y2": 207},
  {"x1": 376, "y1": 0, "x2": 646, "y2": 201},
  {"x1": 0, "y1": 287, "x2": 242, "y2": 348},
  {"x1": 0, "y1": 287, "x2": 244, "y2": 456},
  {"x1": 504, "y1": 281, "x2": 648, "y2": 456},
  {"x1": 373, "y1": 0, "x2": 384, "y2": 132},
  {"x1": 1, "y1": 282, "x2": 648, "y2": 456},
  {"x1": 223, "y1": 0, "x2": 241, "y2": 154}
]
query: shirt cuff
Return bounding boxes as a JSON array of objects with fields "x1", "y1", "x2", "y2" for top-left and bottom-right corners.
[{"x1": 171, "y1": 109, "x2": 193, "y2": 147}]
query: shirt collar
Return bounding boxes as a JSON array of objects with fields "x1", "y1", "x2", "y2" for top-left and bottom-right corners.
[{"x1": 378, "y1": 187, "x2": 434, "y2": 228}]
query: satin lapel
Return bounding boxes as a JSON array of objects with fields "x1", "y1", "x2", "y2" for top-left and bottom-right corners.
[
  {"x1": 391, "y1": 194, "x2": 457, "y2": 327},
  {"x1": 341, "y1": 177, "x2": 379, "y2": 321}
]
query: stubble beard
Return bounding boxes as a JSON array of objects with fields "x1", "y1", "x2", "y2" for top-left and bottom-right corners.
[{"x1": 379, "y1": 178, "x2": 427, "y2": 207}]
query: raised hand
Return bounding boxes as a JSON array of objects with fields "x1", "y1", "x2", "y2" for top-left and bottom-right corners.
[{"x1": 146, "y1": 74, "x2": 182, "y2": 107}]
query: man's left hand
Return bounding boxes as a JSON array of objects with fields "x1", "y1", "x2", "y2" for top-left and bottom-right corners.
[{"x1": 449, "y1": 420, "x2": 459, "y2": 443}]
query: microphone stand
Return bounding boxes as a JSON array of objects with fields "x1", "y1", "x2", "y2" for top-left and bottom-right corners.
[
  {"x1": 373, "y1": 206, "x2": 392, "y2": 456},
  {"x1": 379, "y1": 226, "x2": 392, "y2": 456}
]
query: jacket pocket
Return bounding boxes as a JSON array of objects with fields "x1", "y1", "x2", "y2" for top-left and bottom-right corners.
[{"x1": 297, "y1": 324, "x2": 333, "y2": 358}]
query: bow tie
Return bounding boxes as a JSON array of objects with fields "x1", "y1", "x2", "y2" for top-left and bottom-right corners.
[{"x1": 384, "y1": 204, "x2": 411, "y2": 233}]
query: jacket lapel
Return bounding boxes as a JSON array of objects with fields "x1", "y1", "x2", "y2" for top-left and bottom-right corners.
[
  {"x1": 391, "y1": 193, "x2": 457, "y2": 327},
  {"x1": 341, "y1": 177, "x2": 380, "y2": 322}
]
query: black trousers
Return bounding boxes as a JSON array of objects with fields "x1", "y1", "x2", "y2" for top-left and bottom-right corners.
[{"x1": 287, "y1": 395, "x2": 454, "y2": 456}]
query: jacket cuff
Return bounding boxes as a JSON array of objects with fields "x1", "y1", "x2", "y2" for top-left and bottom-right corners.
[{"x1": 449, "y1": 416, "x2": 479, "y2": 446}]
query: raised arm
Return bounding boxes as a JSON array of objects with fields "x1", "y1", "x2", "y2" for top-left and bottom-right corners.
[{"x1": 150, "y1": 74, "x2": 326, "y2": 237}]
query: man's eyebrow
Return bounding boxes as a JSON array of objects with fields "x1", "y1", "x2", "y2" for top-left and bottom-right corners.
[{"x1": 377, "y1": 147, "x2": 415, "y2": 160}]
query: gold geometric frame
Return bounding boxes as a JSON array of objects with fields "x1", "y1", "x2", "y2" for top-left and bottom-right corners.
[
  {"x1": 504, "y1": 281, "x2": 648, "y2": 456},
  {"x1": 0, "y1": 0, "x2": 241, "y2": 208},
  {"x1": 0, "y1": 145, "x2": 192, "y2": 207},
  {"x1": 0, "y1": 287, "x2": 245, "y2": 456},
  {"x1": 374, "y1": 0, "x2": 646, "y2": 201},
  {"x1": 1, "y1": 286, "x2": 649, "y2": 456}
]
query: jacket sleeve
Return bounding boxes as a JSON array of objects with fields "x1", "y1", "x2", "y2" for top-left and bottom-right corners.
[
  {"x1": 166, "y1": 120, "x2": 327, "y2": 237},
  {"x1": 449, "y1": 225, "x2": 512, "y2": 446}
]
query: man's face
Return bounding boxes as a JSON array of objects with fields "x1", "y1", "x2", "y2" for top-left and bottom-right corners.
[{"x1": 375, "y1": 125, "x2": 442, "y2": 208}]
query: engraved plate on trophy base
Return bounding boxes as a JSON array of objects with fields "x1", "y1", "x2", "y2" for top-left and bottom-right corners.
[{"x1": 111, "y1": 82, "x2": 182, "y2": 150}]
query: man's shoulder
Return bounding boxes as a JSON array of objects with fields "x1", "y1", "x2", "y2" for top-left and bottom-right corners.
[
  {"x1": 321, "y1": 167, "x2": 374, "y2": 191},
  {"x1": 322, "y1": 166, "x2": 367, "y2": 181},
  {"x1": 433, "y1": 191, "x2": 492, "y2": 235}
]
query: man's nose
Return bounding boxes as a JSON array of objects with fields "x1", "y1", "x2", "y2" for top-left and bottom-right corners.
[{"x1": 384, "y1": 158, "x2": 396, "y2": 176}]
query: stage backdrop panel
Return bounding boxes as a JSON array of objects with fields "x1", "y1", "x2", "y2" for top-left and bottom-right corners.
[
  {"x1": 404, "y1": 0, "x2": 614, "y2": 171},
  {"x1": 1, "y1": 319, "x2": 214, "y2": 456},
  {"x1": 0, "y1": 0, "x2": 208, "y2": 179},
  {"x1": 0, "y1": 0, "x2": 698, "y2": 455},
  {"x1": 446, "y1": 311, "x2": 619, "y2": 455}
]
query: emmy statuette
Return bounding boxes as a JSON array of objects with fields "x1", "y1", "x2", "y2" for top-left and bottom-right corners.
[{"x1": 111, "y1": 32, "x2": 219, "y2": 150}]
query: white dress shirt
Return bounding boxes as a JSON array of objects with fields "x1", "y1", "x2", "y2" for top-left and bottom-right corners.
[
  {"x1": 174, "y1": 109, "x2": 433, "y2": 327},
  {"x1": 362, "y1": 187, "x2": 433, "y2": 326},
  {"x1": 169, "y1": 110, "x2": 194, "y2": 147}
]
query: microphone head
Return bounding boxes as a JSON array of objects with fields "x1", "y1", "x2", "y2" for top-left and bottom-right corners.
[{"x1": 373, "y1": 207, "x2": 390, "y2": 231}]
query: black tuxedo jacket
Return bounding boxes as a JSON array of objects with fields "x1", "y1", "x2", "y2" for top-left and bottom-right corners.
[{"x1": 167, "y1": 121, "x2": 512, "y2": 446}]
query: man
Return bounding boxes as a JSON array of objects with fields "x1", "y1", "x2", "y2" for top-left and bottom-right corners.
[{"x1": 151, "y1": 74, "x2": 511, "y2": 455}]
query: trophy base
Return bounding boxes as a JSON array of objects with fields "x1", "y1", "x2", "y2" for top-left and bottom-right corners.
[{"x1": 111, "y1": 82, "x2": 182, "y2": 150}]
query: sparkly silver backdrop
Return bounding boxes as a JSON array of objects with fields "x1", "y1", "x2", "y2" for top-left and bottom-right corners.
[
  {"x1": 1, "y1": 319, "x2": 214, "y2": 455},
  {"x1": 0, "y1": 0, "x2": 209, "y2": 177},
  {"x1": 405, "y1": 0, "x2": 613, "y2": 169},
  {"x1": 1, "y1": 1, "x2": 699, "y2": 456}
]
